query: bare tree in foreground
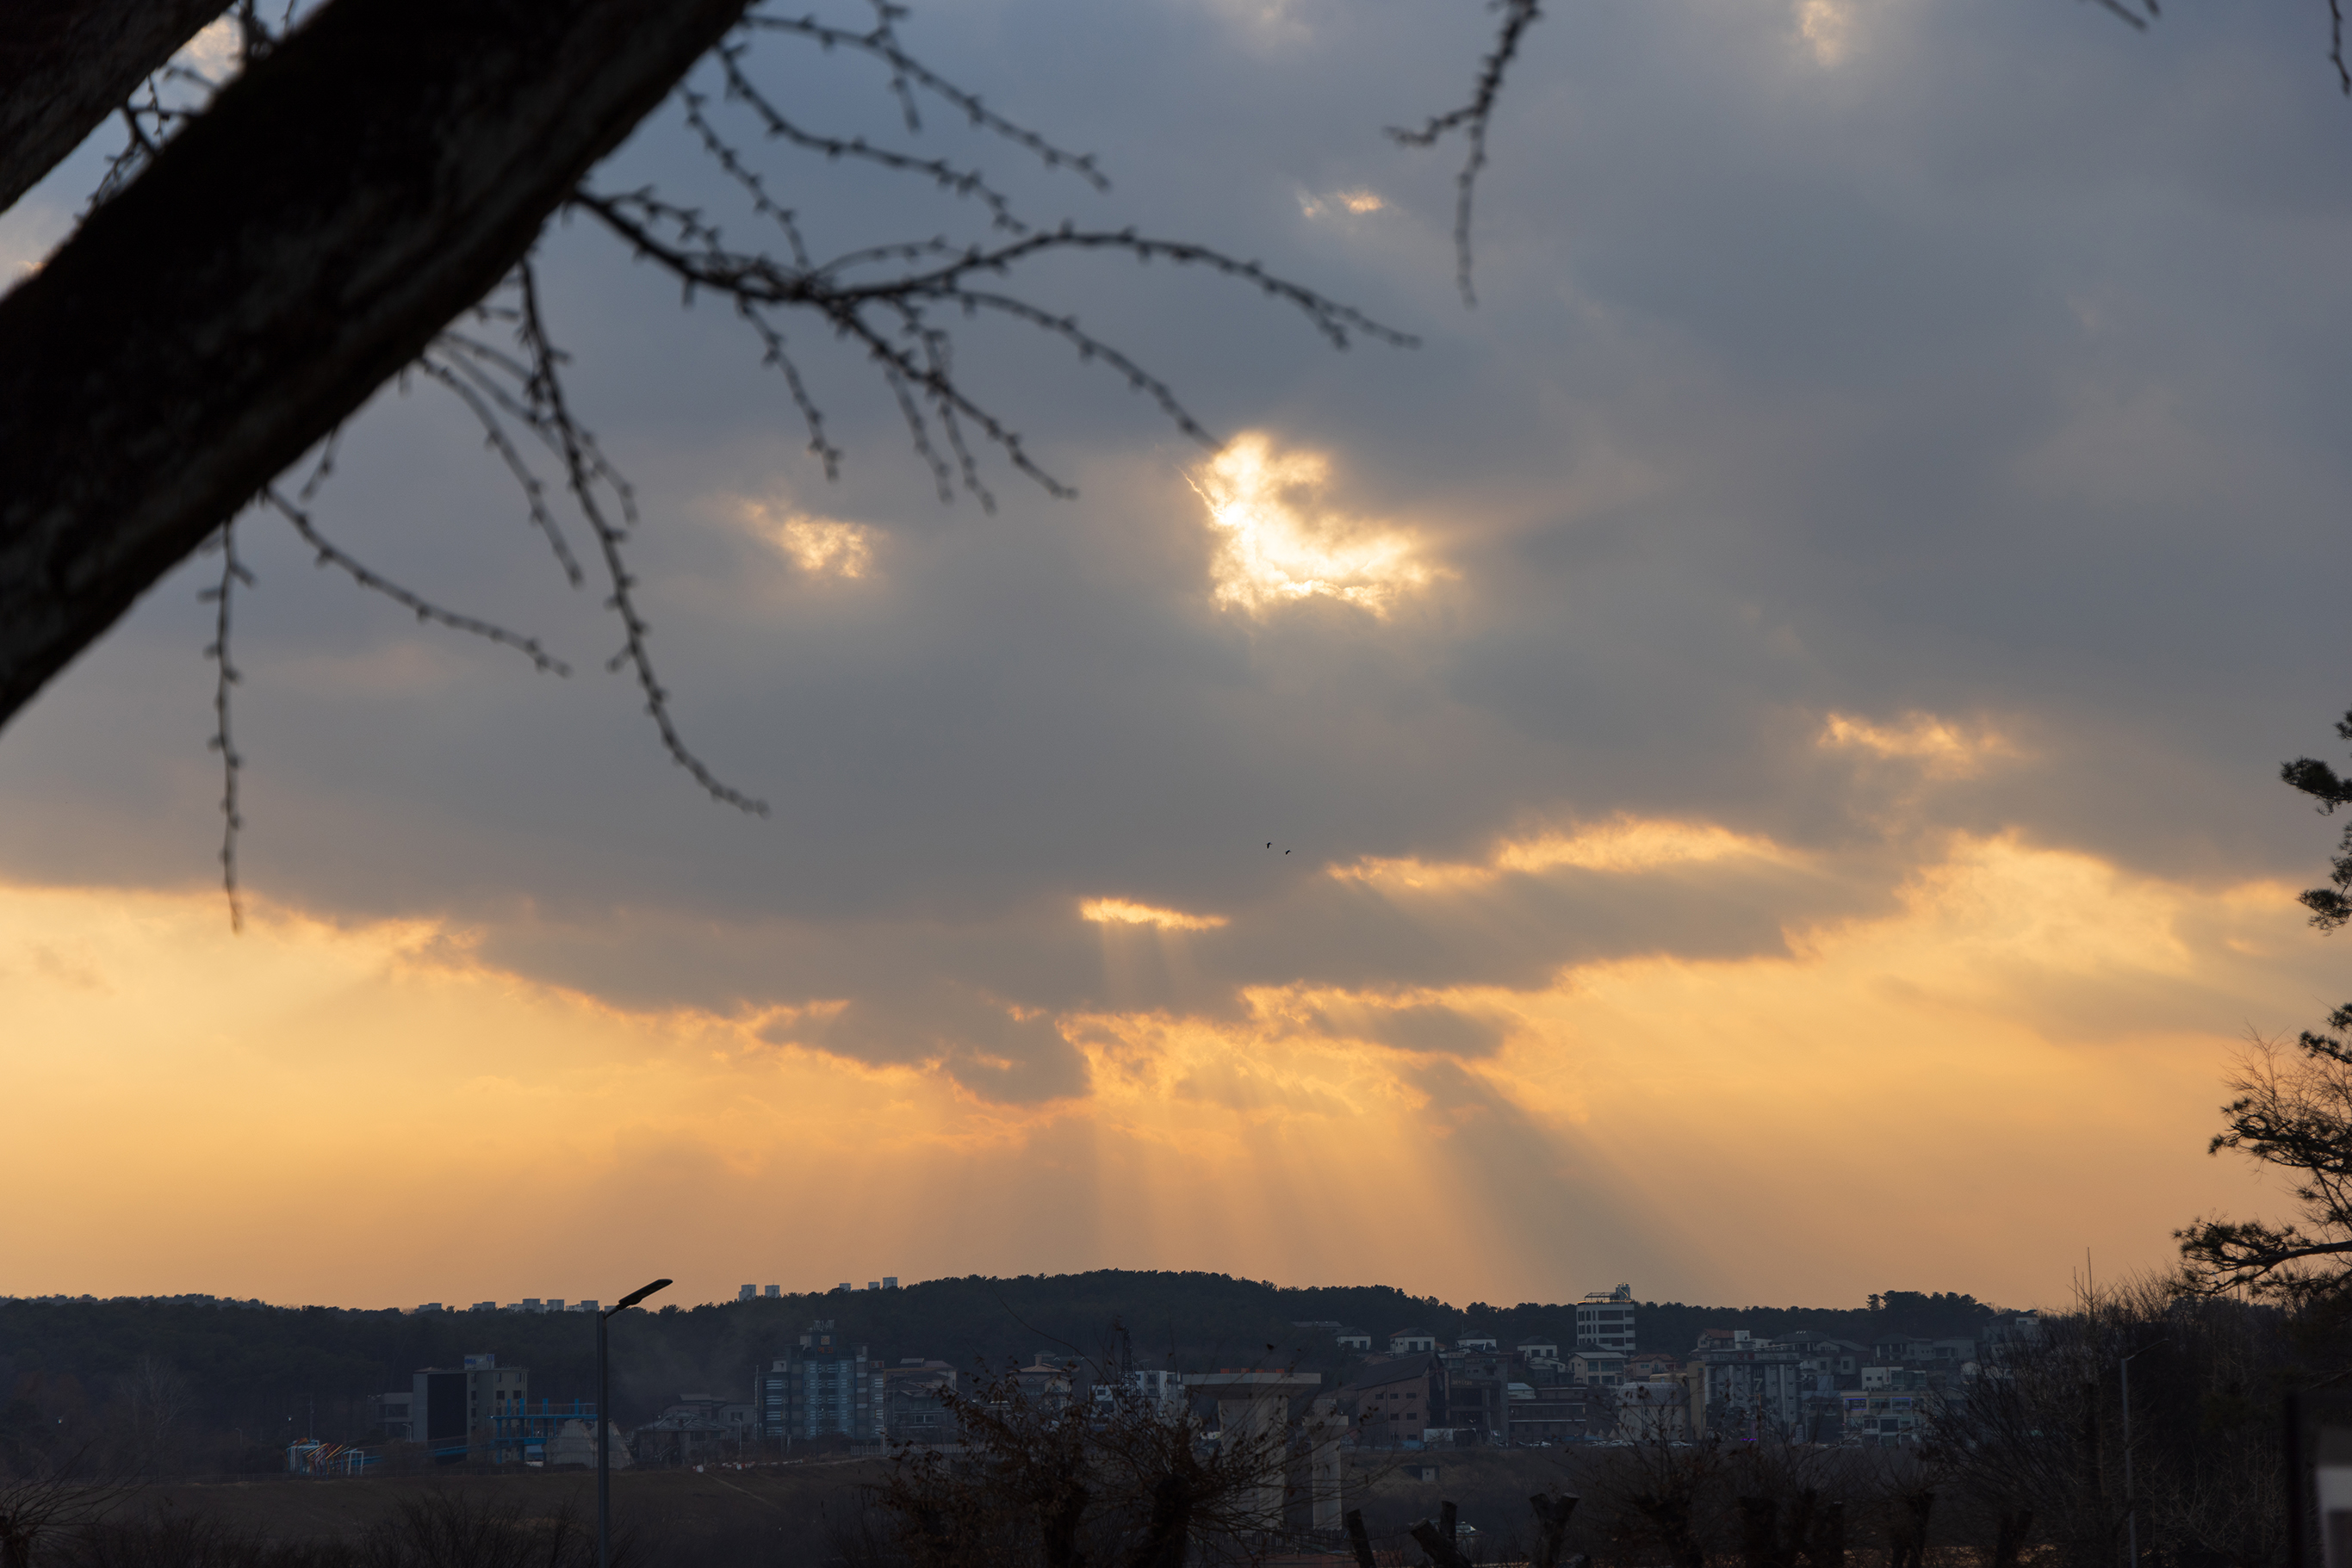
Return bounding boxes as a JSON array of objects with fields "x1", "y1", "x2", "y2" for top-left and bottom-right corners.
[
  {"x1": 852, "y1": 1365, "x2": 1304, "y2": 1568},
  {"x1": 1934, "y1": 1274, "x2": 2293, "y2": 1568},
  {"x1": 0, "y1": 0, "x2": 1542, "y2": 920},
  {"x1": 2176, "y1": 711, "x2": 2352, "y2": 1303}
]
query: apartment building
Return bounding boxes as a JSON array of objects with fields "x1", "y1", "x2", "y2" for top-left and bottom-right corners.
[
  {"x1": 754, "y1": 1320, "x2": 884, "y2": 1445},
  {"x1": 1575, "y1": 1286, "x2": 1635, "y2": 1354}
]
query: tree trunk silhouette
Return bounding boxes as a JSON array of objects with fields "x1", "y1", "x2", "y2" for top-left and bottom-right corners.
[
  {"x1": 1042, "y1": 1479, "x2": 1089, "y2": 1568},
  {"x1": 1740, "y1": 1497, "x2": 1783, "y2": 1568},
  {"x1": 1630, "y1": 1492, "x2": 1709, "y2": 1568},
  {"x1": 1887, "y1": 1491, "x2": 1935, "y2": 1568},
  {"x1": 1127, "y1": 1472, "x2": 1193, "y2": 1568},
  {"x1": 1992, "y1": 1507, "x2": 2035, "y2": 1568},
  {"x1": 0, "y1": 0, "x2": 751, "y2": 728},
  {"x1": 1529, "y1": 1492, "x2": 1579, "y2": 1568},
  {"x1": 1411, "y1": 1503, "x2": 1473, "y2": 1568},
  {"x1": 1345, "y1": 1508, "x2": 1378, "y2": 1568},
  {"x1": 1802, "y1": 1497, "x2": 1845, "y2": 1568}
]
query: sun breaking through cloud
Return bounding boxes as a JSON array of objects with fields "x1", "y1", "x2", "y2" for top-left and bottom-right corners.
[
  {"x1": 1187, "y1": 432, "x2": 1439, "y2": 616},
  {"x1": 740, "y1": 501, "x2": 875, "y2": 579}
]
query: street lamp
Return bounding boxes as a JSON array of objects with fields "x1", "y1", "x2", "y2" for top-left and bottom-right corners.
[
  {"x1": 2119, "y1": 1338, "x2": 2168, "y2": 1568},
  {"x1": 599, "y1": 1278, "x2": 671, "y2": 1568}
]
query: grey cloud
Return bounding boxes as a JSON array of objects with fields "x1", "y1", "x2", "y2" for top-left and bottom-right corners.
[
  {"x1": 757, "y1": 983, "x2": 1092, "y2": 1105},
  {"x1": 6, "y1": 0, "x2": 2352, "y2": 1088}
]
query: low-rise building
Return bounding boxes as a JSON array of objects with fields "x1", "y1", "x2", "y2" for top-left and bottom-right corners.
[
  {"x1": 1089, "y1": 1367, "x2": 1181, "y2": 1423},
  {"x1": 1691, "y1": 1331, "x2": 1805, "y2": 1439},
  {"x1": 1617, "y1": 1379, "x2": 1692, "y2": 1441},
  {"x1": 1387, "y1": 1329, "x2": 1437, "y2": 1354},
  {"x1": 367, "y1": 1391, "x2": 413, "y2": 1441},
  {"x1": 1771, "y1": 1335, "x2": 1868, "y2": 1390},
  {"x1": 886, "y1": 1360, "x2": 960, "y2": 1443},
  {"x1": 632, "y1": 1410, "x2": 732, "y2": 1466},
  {"x1": 1437, "y1": 1348, "x2": 1510, "y2": 1438},
  {"x1": 409, "y1": 1352, "x2": 531, "y2": 1464},
  {"x1": 1344, "y1": 1354, "x2": 1443, "y2": 1447},
  {"x1": 1017, "y1": 1359, "x2": 1074, "y2": 1409},
  {"x1": 1840, "y1": 1390, "x2": 1925, "y2": 1447},
  {"x1": 1505, "y1": 1382, "x2": 1595, "y2": 1444}
]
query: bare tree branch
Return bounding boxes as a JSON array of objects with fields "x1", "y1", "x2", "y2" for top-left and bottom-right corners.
[
  {"x1": 512, "y1": 263, "x2": 766, "y2": 815},
  {"x1": 197, "y1": 524, "x2": 251, "y2": 932},
  {"x1": 0, "y1": 0, "x2": 755, "y2": 732},
  {"x1": 260, "y1": 487, "x2": 570, "y2": 675},
  {"x1": 1387, "y1": 0, "x2": 1543, "y2": 307},
  {"x1": 0, "y1": 0, "x2": 230, "y2": 214}
]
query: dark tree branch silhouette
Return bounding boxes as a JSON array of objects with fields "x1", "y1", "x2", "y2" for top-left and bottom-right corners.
[
  {"x1": 0, "y1": 0, "x2": 231, "y2": 213},
  {"x1": 0, "y1": 0, "x2": 755, "y2": 728},
  {"x1": 1387, "y1": 0, "x2": 1542, "y2": 307},
  {"x1": 0, "y1": 0, "x2": 1548, "y2": 918},
  {"x1": 2177, "y1": 1032, "x2": 2352, "y2": 1299},
  {"x1": 2178, "y1": 715, "x2": 2352, "y2": 1298}
]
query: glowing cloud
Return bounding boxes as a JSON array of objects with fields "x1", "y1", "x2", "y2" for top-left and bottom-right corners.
[
  {"x1": 1187, "y1": 433, "x2": 1438, "y2": 615},
  {"x1": 1335, "y1": 815, "x2": 1797, "y2": 891},
  {"x1": 1297, "y1": 189, "x2": 1387, "y2": 220},
  {"x1": 1797, "y1": 0, "x2": 1854, "y2": 66},
  {"x1": 741, "y1": 502, "x2": 874, "y2": 579},
  {"x1": 1081, "y1": 898, "x2": 1229, "y2": 931},
  {"x1": 1820, "y1": 710, "x2": 2018, "y2": 777}
]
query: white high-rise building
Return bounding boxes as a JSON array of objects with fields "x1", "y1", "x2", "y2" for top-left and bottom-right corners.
[{"x1": 1576, "y1": 1284, "x2": 1636, "y2": 1354}]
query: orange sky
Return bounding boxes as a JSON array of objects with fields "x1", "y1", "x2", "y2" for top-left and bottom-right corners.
[{"x1": 0, "y1": 803, "x2": 2301, "y2": 1312}]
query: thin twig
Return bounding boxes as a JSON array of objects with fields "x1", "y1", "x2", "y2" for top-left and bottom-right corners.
[
  {"x1": 412, "y1": 348, "x2": 587, "y2": 586},
  {"x1": 1387, "y1": 0, "x2": 1542, "y2": 307},
  {"x1": 197, "y1": 523, "x2": 252, "y2": 933},
  {"x1": 711, "y1": 44, "x2": 1036, "y2": 233},
  {"x1": 259, "y1": 487, "x2": 571, "y2": 675},
  {"x1": 574, "y1": 190, "x2": 1407, "y2": 502},
  {"x1": 742, "y1": 9, "x2": 1110, "y2": 190},
  {"x1": 514, "y1": 262, "x2": 768, "y2": 815},
  {"x1": 2078, "y1": 0, "x2": 2150, "y2": 28}
]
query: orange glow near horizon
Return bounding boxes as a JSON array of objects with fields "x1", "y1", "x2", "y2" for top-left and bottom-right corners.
[{"x1": 0, "y1": 815, "x2": 2301, "y2": 1314}]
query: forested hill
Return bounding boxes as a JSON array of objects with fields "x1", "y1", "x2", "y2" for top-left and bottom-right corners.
[{"x1": 0, "y1": 1274, "x2": 2004, "y2": 1458}]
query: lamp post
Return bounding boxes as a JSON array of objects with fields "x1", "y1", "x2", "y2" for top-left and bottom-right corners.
[
  {"x1": 2119, "y1": 1339, "x2": 2167, "y2": 1568},
  {"x1": 599, "y1": 1278, "x2": 671, "y2": 1568}
]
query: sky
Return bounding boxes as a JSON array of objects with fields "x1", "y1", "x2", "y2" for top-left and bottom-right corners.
[{"x1": 4, "y1": 0, "x2": 2352, "y2": 1316}]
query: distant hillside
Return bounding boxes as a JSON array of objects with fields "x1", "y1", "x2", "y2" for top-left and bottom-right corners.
[{"x1": 0, "y1": 1275, "x2": 2006, "y2": 1471}]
